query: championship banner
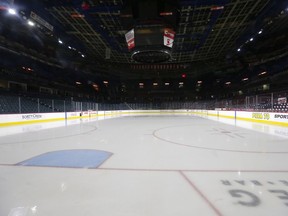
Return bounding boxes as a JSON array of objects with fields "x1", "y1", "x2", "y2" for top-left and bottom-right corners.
[
  {"x1": 163, "y1": 28, "x2": 175, "y2": 48},
  {"x1": 125, "y1": 29, "x2": 135, "y2": 50}
]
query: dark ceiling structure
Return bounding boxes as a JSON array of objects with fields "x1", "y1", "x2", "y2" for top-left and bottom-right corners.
[
  {"x1": 47, "y1": 0, "x2": 269, "y2": 62},
  {"x1": 0, "y1": 0, "x2": 288, "y2": 101},
  {"x1": 43, "y1": 0, "x2": 288, "y2": 78}
]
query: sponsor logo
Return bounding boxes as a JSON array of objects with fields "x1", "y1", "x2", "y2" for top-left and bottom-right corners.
[
  {"x1": 22, "y1": 114, "x2": 42, "y2": 120},
  {"x1": 222, "y1": 179, "x2": 288, "y2": 207},
  {"x1": 275, "y1": 114, "x2": 288, "y2": 119},
  {"x1": 252, "y1": 112, "x2": 270, "y2": 120}
]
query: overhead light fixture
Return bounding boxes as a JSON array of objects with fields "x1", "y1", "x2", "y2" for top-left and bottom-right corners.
[
  {"x1": 258, "y1": 30, "x2": 263, "y2": 34},
  {"x1": 237, "y1": 48, "x2": 241, "y2": 52},
  {"x1": 75, "y1": 81, "x2": 81, "y2": 85},
  {"x1": 27, "y1": 20, "x2": 35, "y2": 26},
  {"x1": 250, "y1": 38, "x2": 254, "y2": 41},
  {"x1": 263, "y1": 84, "x2": 269, "y2": 90},
  {"x1": 71, "y1": 13, "x2": 85, "y2": 18},
  {"x1": 160, "y1": 12, "x2": 173, "y2": 16},
  {"x1": 197, "y1": 80, "x2": 202, "y2": 84},
  {"x1": 92, "y1": 84, "x2": 99, "y2": 91},
  {"x1": 210, "y1": 6, "x2": 224, "y2": 11},
  {"x1": 81, "y1": 54, "x2": 85, "y2": 58},
  {"x1": 153, "y1": 82, "x2": 158, "y2": 86},
  {"x1": 103, "y1": 81, "x2": 109, "y2": 84},
  {"x1": 8, "y1": 8, "x2": 16, "y2": 15},
  {"x1": 258, "y1": 71, "x2": 267, "y2": 76},
  {"x1": 165, "y1": 82, "x2": 170, "y2": 86},
  {"x1": 139, "y1": 83, "x2": 144, "y2": 86},
  {"x1": 225, "y1": 81, "x2": 231, "y2": 85},
  {"x1": 58, "y1": 39, "x2": 63, "y2": 44},
  {"x1": 242, "y1": 77, "x2": 249, "y2": 81}
]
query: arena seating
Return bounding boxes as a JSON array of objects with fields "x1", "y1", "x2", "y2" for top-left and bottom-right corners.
[
  {"x1": 0, "y1": 95, "x2": 20, "y2": 113},
  {"x1": 1, "y1": 93, "x2": 288, "y2": 114},
  {"x1": 272, "y1": 103, "x2": 288, "y2": 112}
]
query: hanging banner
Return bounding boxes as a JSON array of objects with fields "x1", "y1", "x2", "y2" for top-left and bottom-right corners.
[
  {"x1": 125, "y1": 29, "x2": 135, "y2": 50},
  {"x1": 163, "y1": 28, "x2": 175, "y2": 48}
]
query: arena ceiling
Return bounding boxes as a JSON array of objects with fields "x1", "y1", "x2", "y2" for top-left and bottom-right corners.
[
  {"x1": 46, "y1": 0, "x2": 270, "y2": 63},
  {"x1": 46, "y1": 0, "x2": 288, "y2": 77},
  {"x1": 1, "y1": 0, "x2": 288, "y2": 81}
]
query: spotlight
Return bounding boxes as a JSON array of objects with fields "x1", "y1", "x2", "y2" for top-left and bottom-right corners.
[
  {"x1": 27, "y1": 20, "x2": 35, "y2": 26},
  {"x1": 8, "y1": 8, "x2": 16, "y2": 15},
  {"x1": 258, "y1": 71, "x2": 267, "y2": 76}
]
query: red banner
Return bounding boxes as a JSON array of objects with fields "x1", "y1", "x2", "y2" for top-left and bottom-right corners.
[
  {"x1": 125, "y1": 29, "x2": 135, "y2": 50},
  {"x1": 163, "y1": 29, "x2": 175, "y2": 48}
]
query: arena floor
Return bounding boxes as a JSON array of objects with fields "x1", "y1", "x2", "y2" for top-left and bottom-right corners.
[{"x1": 1, "y1": 114, "x2": 288, "y2": 216}]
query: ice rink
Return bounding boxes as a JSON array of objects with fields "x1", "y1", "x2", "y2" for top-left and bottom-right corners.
[{"x1": 1, "y1": 113, "x2": 288, "y2": 216}]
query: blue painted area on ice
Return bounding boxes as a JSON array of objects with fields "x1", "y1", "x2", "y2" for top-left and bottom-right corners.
[{"x1": 17, "y1": 150, "x2": 112, "y2": 168}]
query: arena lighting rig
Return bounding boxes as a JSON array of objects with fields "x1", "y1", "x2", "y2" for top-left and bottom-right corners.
[{"x1": 121, "y1": 0, "x2": 180, "y2": 63}]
